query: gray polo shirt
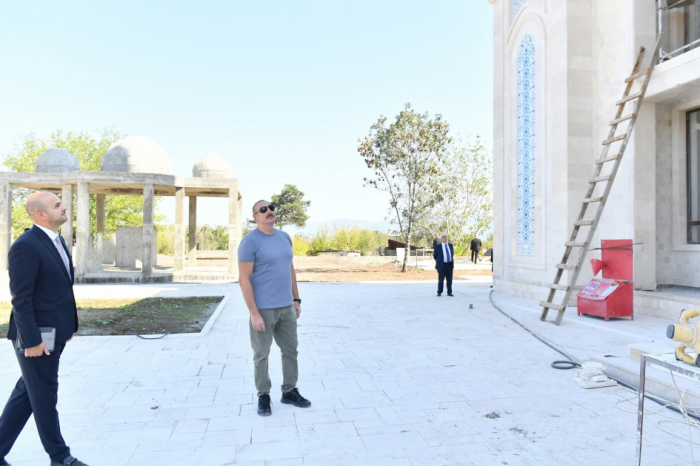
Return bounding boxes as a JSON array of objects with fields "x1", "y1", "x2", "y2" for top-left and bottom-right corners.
[{"x1": 238, "y1": 228, "x2": 293, "y2": 310}]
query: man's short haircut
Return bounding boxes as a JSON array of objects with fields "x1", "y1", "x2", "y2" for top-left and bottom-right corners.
[
  {"x1": 252, "y1": 200, "x2": 269, "y2": 214},
  {"x1": 25, "y1": 195, "x2": 48, "y2": 219},
  {"x1": 441, "y1": 234, "x2": 447, "y2": 238}
]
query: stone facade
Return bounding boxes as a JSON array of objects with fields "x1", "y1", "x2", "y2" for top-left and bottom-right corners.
[{"x1": 489, "y1": 0, "x2": 700, "y2": 314}]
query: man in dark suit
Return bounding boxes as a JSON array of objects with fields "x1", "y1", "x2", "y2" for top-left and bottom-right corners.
[
  {"x1": 0, "y1": 192, "x2": 89, "y2": 466},
  {"x1": 433, "y1": 234, "x2": 454, "y2": 297},
  {"x1": 470, "y1": 236, "x2": 482, "y2": 264}
]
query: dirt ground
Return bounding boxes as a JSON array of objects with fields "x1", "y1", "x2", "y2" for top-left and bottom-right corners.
[
  {"x1": 291, "y1": 256, "x2": 492, "y2": 282},
  {"x1": 165, "y1": 255, "x2": 493, "y2": 282},
  {"x1": 0, "y1": 297, "x2": 223, "y2": 338}
]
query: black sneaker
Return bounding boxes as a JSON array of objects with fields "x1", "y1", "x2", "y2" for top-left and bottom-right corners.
[
  {"x1": 280, "y1": 388, "x2": 311, "y2": 408},
  {"x1": 50, "y1": 456, "x2": 89, "y2": 466},
  {"x1": 257, "y1": 394, "x2": 272, "y2": 416}
]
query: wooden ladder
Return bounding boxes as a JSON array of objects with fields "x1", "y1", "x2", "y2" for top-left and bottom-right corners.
[{"x1": 540, "y1": 39, "x2": 662, "y2": 325}]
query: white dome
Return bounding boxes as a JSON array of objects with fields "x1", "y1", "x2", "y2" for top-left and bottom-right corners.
[
  {"x1": 35, "y1": 148, "x2": 80, "y2": 173},
  {"x1": 101, "y1": 136, "x2": 173, "y2": 175},
  {"x1": 192, "y1": 152, "x2": 233, "y2": 178}
]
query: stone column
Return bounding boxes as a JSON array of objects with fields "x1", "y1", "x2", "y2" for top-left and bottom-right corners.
[
  {"x1": 75, "y1": 181, "x2": 90, "y2": 278},
  {"x1": 631, "y1": 4, "x2": 658, "y2": 291},
  {"x1": 188, "y1": 196, "x2": 197, "y2": 267},
  {"x1": 174, "y1": 187, "x2": 185, "y2": 271},
  {"x1": 96, "y1": 194, "x2": 105, "y2": 261},
  {"x1": 0, "y1": 183, "x2": 12, "y2": 270},
  {"x1": 142, "y1": 183, "x2": 154, "y2": 278},
  {"x1": 228, "y1": 184, "x2": 241, "y2": 279},
  {"x1": 61, "y1": 184, "x2": 73, "y2": 250}
]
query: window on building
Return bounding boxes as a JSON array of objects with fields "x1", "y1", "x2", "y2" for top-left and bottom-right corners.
[
  {"x1": 659, "y1": 2, "x2": 700, "y2": 60},
  {"x1": 688, "y1": 108, "x2": 700, "y2": 243},
  {"x1": 687, "y1": 3, "x2": 700, "y2": 53}
]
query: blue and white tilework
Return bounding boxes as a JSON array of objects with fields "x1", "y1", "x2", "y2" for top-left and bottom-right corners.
[
  {"x1": 516, "y1": 34, "x2": 536, "y2": 256},
  {"x1": 511, "y1": 0, "x2": 527, "y2": 23}
]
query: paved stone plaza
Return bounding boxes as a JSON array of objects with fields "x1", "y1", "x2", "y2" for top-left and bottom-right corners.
[{"x1": 1, "y1": 279, "x2": 698, "y2": 465}]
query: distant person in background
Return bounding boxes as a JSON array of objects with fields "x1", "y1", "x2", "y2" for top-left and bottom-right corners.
[
  {"x1": 433, "y1": 234, "x2": 454, "y2": 297},
  {"x1": 470, "y1": 236, "x2": 482, "y2": 264},
  {"x1": 432, "y1": 237, "x2": 440, "y2": 248}
]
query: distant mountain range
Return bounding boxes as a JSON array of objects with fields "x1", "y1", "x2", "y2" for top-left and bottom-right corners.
[{"x1": 284, "y1": 218, "x2": 396, "y2": 236}]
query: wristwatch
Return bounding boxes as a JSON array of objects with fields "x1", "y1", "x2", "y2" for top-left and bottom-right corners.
[{"x1": 293, "y1": 298, "x2": 302, "y2": 304}]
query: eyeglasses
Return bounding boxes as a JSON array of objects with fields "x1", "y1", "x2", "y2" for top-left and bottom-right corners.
[{"x1": 254, "y1": 204, "x2": 276, "y2": 216}]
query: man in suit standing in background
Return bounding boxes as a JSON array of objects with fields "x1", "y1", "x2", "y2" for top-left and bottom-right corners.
[
  {"x1": 0, "y1": 192, "x2": 88, "y2": 466},
  {"x1": 433, "y1": 234, "x2": 454, "y2": 297},
  {"x1": 470, "y1": 236, "x2": 482, "y2": 264}
]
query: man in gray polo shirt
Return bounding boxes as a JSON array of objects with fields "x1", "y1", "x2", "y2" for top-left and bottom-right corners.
[{"x1": 238, "y1": 199, "x2": 311, "y2": 416}]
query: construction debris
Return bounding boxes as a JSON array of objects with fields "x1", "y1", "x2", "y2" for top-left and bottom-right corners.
[{"x1": 575, "y1": 361, "x2": 618, "y2": 389}]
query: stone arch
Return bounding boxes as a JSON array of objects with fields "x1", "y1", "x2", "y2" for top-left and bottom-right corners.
[{"x1": 503, "y1": 8, "x2": 546, "y2": 269}]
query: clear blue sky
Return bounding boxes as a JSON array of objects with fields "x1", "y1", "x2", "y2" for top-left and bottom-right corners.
[{"x1": 0, "y1": 1, "x2": 493, "y2": 227}]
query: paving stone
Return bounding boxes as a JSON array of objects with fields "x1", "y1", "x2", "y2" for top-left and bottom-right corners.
[{"x1": 3, "y1": 281, "x2": 700, "y2": 465}]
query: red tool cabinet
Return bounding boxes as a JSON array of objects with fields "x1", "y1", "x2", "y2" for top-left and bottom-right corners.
[{"x1": 577, "y1": 239, "x2": 634, "y2": 321}]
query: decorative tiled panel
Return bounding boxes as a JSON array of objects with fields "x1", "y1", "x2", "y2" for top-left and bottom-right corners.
[
  {"x1": 516, "y1": 35, "x2": 536, "y2": 256},
  {"x1": 511, "y1": 0, "x2": 541, "y2": 24}
]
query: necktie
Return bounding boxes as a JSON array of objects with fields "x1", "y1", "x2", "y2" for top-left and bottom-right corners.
[
  {"x1": 53, "y1": 236, "x2": 71, "y2": 276},
  {"x1": 445, "y1": 244, "x2": 451, "y2": 263}
]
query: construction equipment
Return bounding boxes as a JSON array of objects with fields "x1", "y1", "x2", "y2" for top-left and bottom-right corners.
[
  {"x1": 667, "y1": 309, "x2": 700, "y2": 366},
  {"x1": 539, "y1": 39, "x2": 662, "y2": 325}
]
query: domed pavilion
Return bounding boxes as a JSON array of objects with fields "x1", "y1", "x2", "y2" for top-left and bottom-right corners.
[{"x1": 0, "y1": 140, "x2": 242, "y2": 282}]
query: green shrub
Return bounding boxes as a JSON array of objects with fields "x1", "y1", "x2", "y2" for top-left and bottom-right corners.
[
  {"x1": 157, "y1": 225, "x2": 175, "y2": 255},
  {"x1": 307, "y1": 225, "x2": 388, "y2": 256},
  {"x1": 292, "y1": 235, "x2": 310, "y2": 256}
]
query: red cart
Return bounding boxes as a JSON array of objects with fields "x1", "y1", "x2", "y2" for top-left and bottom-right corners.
[{"x1": 577, "y1": 239, "x2": 634, "y2": 321}]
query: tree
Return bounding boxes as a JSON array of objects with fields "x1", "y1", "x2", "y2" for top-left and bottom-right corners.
[
  {"x1": 3, "y1": 129, "x2": 162, "y2": 239},
  {"x1": 271, "y1": 184, "x2": 311, "y2": 230},
  {"x1": 358, "y1": 103, "x2": 452, "y2": 272},
  {"x1": 415, "y1": 136, "x2": 493, "y2": 254}
]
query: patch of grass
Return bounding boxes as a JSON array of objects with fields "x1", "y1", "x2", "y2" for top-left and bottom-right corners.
[{"x1": 0, "y1": 296, "x2": 223, "y2": 338}]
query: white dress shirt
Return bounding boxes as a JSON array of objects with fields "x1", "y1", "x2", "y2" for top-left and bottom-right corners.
[
  {"x1": 35, "y1": 224, "x2": 59, "y2": 241},
  {"x1": 441, "y1": 242, "x2": 452, "y2": 263},
  {"x1": 34, "y1": 224, "x2": 71, "y2": 275}
]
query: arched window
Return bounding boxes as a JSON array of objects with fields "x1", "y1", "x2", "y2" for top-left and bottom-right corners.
[{"x1": 516, "y1": 34, "x2": 536, "y2": 256}]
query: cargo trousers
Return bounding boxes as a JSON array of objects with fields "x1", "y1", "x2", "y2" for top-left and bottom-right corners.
[{"x1": 249, "y1": 304, "x2": 299, "y2": 397}]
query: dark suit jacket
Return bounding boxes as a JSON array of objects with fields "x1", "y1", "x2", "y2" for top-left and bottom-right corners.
[
  {"x1": 470, "y1": 238, "x2": 482, "y2": 251},
  {"x1": 433, "y1": 242, "x2": 455, "y2": 272},
  {"x1": 6, "y1": 226, "x2": 78, "y2": 348}
]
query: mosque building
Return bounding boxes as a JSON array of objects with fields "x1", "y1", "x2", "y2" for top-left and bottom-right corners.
[{"x1": 489, "y1": 0, "x2": 700, "y2": 319}]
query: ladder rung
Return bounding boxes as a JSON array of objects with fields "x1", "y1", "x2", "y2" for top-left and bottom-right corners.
[
  {"x1": 617, "y1": 92, "x2": 642, "y2": 105},
  {"x1": 540, "y1": 301, "x2": 566, "y2": 312},
  {"x1": 556, "y1": 263, "x2": 577, "y2": 270},
  {"x1": 602, "y1": 134, "x2": 627, "y2": 145},
  {"x1": 565, "y1": 241, "x2": 587, "y2": 247},
  {"x1": 610, "y1": 114, "x2": 635, "y2": 126},
  {"x1": 574, "y1": 219, "x2": 594, "y2": 226},
  {"x1": 589, "y1": 175, "x2": 612, "y2": 183},
  {"x1": 583, "y1": 197, "x2": 603, "y2": 204},
  {"x1": 545, "y1": 283, "x2": 570, "y2": 291},
  {"x1": 625, "y1": 68, "x2": 650, "y2": 83},
  {"x1": 595, "y1": 154, "x2": 621, "y2": 165}
]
